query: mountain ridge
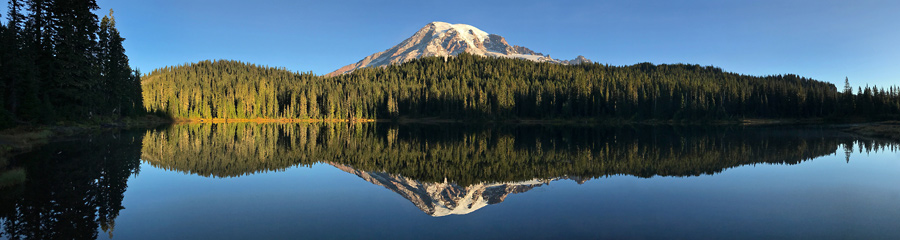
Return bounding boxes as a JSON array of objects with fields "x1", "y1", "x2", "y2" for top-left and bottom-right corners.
[{"x1": 326, "y1": 22, "x2": 591, "y2": 76}]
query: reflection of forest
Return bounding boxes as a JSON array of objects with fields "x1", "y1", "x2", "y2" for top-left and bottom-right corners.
[
  {"x1": 140, "y1": 123, "x2": 896, "y2": 185},
  {"x1": 0, "y1": 131, "x2": 143, "y2": 240},
  {"x1": 0, "y1": 124, "x2": 897, "y2": 231}
]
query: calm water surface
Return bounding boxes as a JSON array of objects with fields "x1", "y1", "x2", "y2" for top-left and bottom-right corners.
[{"x1": 1, "y1": 123, "x2": 899, "y2": 239}]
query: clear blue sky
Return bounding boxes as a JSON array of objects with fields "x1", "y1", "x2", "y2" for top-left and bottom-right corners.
[{"x1": 8, "y1": 0, "x2": 900, "y2": 88}]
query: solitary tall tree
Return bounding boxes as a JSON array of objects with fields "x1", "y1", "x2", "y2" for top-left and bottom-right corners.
[{"x1": 844, "y1": 77, "x2": 852, "y2": 95}]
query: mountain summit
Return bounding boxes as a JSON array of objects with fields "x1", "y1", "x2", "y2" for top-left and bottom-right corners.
[{"x1": 327, "y1": 22, "x2": 591, "y2": 76}]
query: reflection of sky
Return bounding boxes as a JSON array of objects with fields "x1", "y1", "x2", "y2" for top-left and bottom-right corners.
[{"x1": 107, "y1": 150, "x2": 900, "y2": 239}]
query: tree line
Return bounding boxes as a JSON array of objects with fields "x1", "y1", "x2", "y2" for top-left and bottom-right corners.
[
  {"x1": 140, "y1": 123, "x2": 899, "y2": 184},
  {"x1": 0, "y1": 0, "x2": 142, "y2": 128},
  {"x1": 142, "y1": 54, "x2": 900, "y2": 121}
]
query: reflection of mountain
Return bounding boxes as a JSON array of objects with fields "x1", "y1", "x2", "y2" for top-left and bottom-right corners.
[
  {"x1": 332, "y1": 163, "x2": 558, "y2": 216},
  {"x1": 140, "y1": 123, "x2": 898, "y2": 185},
  {"x1": 2, "y1": 123, "x2": 897, "y2": 229}
]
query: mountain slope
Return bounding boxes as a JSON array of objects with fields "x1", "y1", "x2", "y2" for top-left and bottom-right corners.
[{"x1": 327, "y1": 22, "x2": 590, "y2": 76}]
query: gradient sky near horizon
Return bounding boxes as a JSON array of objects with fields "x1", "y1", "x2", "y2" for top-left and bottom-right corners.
[{"x1": 7, "y1": 0, "x2": 899, "y2": 88}]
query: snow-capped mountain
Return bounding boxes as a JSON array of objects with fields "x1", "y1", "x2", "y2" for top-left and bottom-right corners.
[
  {"x1": 327, "y1": 22, "x2": 591, "y2": 76},
  {"x1": 330, "y1": 163, "x2": 592, "y2": 217}
]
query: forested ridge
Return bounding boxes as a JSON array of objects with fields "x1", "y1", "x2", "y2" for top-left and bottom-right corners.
[
  {"x1": 4, "y1": 0, "x2": 896, "y2": 124},
  {"x1": 143, "y1": 53, "x2": 900, "y2": 121},
  {"x1": 0, "y1": 0, "x2": 143, "y2": 128}
]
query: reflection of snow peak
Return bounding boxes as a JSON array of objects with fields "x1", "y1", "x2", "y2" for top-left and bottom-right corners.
[
  {"x1": 330, "y1": 163, "x2": 589, "y2": 217},
  {"x1": 327, "y1": 21, "x2": 591, "y2": 76}
]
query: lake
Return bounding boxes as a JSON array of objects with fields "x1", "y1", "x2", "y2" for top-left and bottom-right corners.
[{"x1": 1, "y1": 123, "x2": 899, "y2": 239}]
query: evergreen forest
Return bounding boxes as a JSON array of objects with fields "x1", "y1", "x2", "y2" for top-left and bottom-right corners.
[
  {"x1": 3, "y1": 0, "x2": 898, "y2": 125},
  {"x1": 142, "y1": 54, "x2": 900, "y2": 121},
  {"x1": 0, "y1": 0, "x2": 143, "y2": 128}
]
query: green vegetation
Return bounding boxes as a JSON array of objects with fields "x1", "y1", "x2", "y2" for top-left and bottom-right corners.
[
  {"x1": 4, "y1": 1, "x2": 896, "y2": 125},
  {"x1": 141, "y1": 123, "x2": 898, "y2": 184},
  {"x1": 0, "y1": 1, "x2": 143, "y2": 128},
  {"x1": 0, "y1": 114, "x2": 170, "y2": 161},
  {"x1": 0, "y1": 168, "x2": 25, "y2": 188},
  {"x1": 846, "y1": 121, "x2": 900, "y2": 141},
  {"x1": 142, "y1": 54, "x2": 900, "y2": 122}
]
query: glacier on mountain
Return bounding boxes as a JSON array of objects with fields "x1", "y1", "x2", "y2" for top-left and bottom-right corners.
[{"x1": 327, "y1": 22, "x2": 591, "y2": 76}]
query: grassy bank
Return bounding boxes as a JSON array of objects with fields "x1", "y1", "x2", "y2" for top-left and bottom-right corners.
[
  {"x1": 0, "y1": 115, "x2": 172, "y2": 161},
  {"x1": 0, "y1": 168, "x2": 25, "y2": 188},
  {"x1": 174, "y1": 118, "x2": 376, "y2": 124},
  {"x1": 844, "y1": 121, "x2": 900, "y2": 141}
]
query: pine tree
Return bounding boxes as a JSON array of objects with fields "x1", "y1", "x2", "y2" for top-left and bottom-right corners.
[
  {"x1": 98, "y1": 12, "x2": 111, "y2": 113},
  {"x1": 0, "y1": 11, "x2": 8, "y2": 127},
  {"x1": 0, "y1": 1, "x2": 144, "y2": 128},
  {"x1": 105, "y1": 9, "x2": 133, "y2": 116},
  {"x1": 844, "y1": 77, "x2": 852, "y2": 94}
]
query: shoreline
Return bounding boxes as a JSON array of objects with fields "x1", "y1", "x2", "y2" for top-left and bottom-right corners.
[
  {"x1": 3, "y1": 116, "x2": 898, "y2": 161},
  {"x1": 0, "y1": 115, "x2": 172, "y2": 161},
  {"x1": 376, "y1": 117, "x2": 836, "y2": 126},
  {"x1": 842, "y1": 121, "x2": 900, "y2": 141},
  {"x1": 173, "y1": 118, "x2": 376, "y2": 124}
]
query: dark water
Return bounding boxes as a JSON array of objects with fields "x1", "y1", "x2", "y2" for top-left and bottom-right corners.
[{"x1": 1, "y1": 123, "x2": 899, "y2": 239}]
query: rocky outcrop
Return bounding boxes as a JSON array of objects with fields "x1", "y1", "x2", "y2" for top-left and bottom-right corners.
[{"x1": 566, "y1": 55, "x2": 592, "y2": 65}]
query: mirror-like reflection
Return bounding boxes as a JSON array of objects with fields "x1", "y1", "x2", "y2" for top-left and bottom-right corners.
[
  {"x1": 138, "y1": 123, "x2": 896, "y2": 216},
  {"x1": 331, "y1": 162, "x2": 581, "y2": 216},
  {"x1": 0, "y1": 131, "x2": 143, "y2": 240},
  {"x1": 1, "y1": 123, "x2": 898, "y2": 239},
  {"x1": 141, "y1": 123, "x2": 889, "y2": 182}
]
